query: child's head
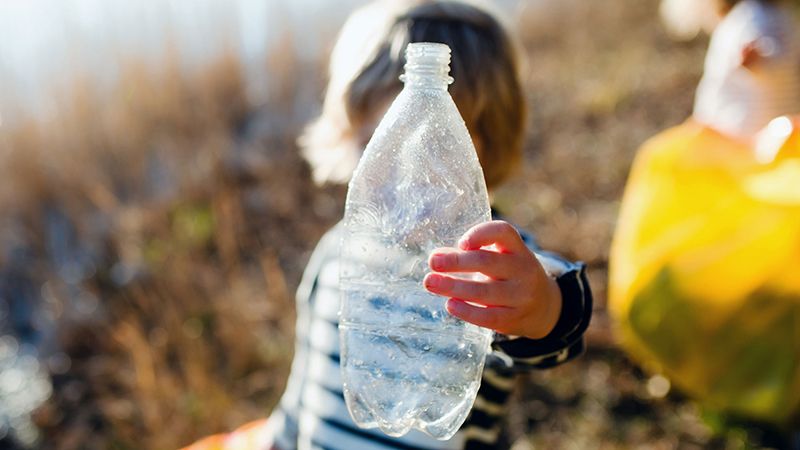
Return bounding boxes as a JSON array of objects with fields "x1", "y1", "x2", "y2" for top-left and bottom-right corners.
[
  {"x1": 659, "y1": 0, "x2": 782, "y2": 39},
  {"x1": 301, "y1": 0, "x2": 526, "y2": 190},
  {"x1": 714, "y1": 0, "x2": 782, "y2": 14}
]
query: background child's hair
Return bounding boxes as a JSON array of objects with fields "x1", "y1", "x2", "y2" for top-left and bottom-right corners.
[
  {"x1": 718, "y1": 0, "x2": 782, "y2": 12},
  {"x1": 659, "y1": 0, "x2": 785, "y2": 40},
  {"x1": 300, "y1": 0, "x2": 526, "y2": 190}
]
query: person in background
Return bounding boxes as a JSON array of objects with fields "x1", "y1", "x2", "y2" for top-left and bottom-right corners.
[
  {"x1": 609, "y1": 1, "x2": 800, "y2": 447},
  {"x1": 674, "y1": 0, "x2": 800, "y2": 140},
  {"x1": 183, "y1": 1, "x2": 592, "y2": 449}
]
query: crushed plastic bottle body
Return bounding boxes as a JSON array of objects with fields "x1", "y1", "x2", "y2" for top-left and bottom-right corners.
[{"x1": 340, "y1": 43, "x2": 493, "y2": 440}]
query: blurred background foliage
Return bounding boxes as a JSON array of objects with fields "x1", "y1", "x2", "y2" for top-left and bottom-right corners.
[{"x1": 0, "y1": 0, "x2": 795, "y2": 449}]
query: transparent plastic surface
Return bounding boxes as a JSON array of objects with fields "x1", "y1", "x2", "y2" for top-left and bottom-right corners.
[{"x1": 339, "y1": 43, "x2": 493, "y2": 440}]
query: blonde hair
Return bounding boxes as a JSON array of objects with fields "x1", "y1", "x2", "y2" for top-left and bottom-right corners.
[
  {"x1": 300, "y1": 0, "x2": 526, "y2": 190},
  {"x1": 659, "y1": 0, "x2": 721, "y2": 39}
]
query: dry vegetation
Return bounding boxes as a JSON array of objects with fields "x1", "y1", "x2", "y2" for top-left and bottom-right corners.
[
  {"x1": 1, "y1": 42, "x2": 341, "y2": 449},
  {"x1": 0, "y1": 0, "x2": 792, "y2": 449}
]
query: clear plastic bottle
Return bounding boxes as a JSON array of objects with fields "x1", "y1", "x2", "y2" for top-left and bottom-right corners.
[{"x1": 339, "y1": 42, "x2": 493, "y2": 440}]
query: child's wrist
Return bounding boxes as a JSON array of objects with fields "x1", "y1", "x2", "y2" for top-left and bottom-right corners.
[{"x1": 538, "y1": 274, "x2": 563, "y2": 338}]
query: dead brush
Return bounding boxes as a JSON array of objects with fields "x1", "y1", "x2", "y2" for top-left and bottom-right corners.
[{"x1": 0, "y1": 35, "x2": 337, "y2": 450}]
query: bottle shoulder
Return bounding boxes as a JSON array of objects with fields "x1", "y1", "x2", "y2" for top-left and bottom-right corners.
[
  {"x1": 362, "y1": 88, "x2": 473, "y2": 158},
  {"x1": 343, "y1": 85, "x2": 490, "y2": 230}
]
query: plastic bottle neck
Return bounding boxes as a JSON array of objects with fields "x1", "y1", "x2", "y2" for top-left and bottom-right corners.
[{"x1": 400, "y1": 42, "x2": 454, "y2": 91}]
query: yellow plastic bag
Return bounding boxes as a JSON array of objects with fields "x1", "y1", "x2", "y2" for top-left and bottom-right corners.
[{"x1": 609, "y1": 118, "x2": 800, "y2": 428}]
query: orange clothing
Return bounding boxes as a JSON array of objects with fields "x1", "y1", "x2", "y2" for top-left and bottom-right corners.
[{"x1": 180, "y1": 419, "x2": 271, "y2": 450}]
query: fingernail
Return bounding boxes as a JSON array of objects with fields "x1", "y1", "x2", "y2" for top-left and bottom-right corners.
[
  {"x1": 430, "y1": 254, "x2": 446, "y2": 270},
  {"x1": 445, "y1": 299, "x2": 464, "y2": 316},
  {"x1": 425, "y1": 274, "x2": 442, "y2": 288}
]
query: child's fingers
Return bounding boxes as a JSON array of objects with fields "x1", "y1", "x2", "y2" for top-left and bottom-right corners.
[
  {"x1": 445, "y1": 298, "x2": 512, "y2": 331},
  {"x1": 428, "y1": 248, "x2": 514, "y2": 279},
  {"x1": 458, "y1": 221, "x2": 526, "y2": 253},
  {"x1": 423, "y1": 273, "x2": 518, "y2": 306}
]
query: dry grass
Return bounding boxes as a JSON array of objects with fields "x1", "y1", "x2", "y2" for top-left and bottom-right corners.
[
  {"x1": 0, "y1": 0, "x2": 792, "y2": 449},
  {"x1": 1, "y1": 39, "x2": 340, "y2": 449}
]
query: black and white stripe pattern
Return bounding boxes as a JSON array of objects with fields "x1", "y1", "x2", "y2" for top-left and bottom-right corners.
[{"x1": 268, "y1": 222, "x2": 591, "y2": 450}]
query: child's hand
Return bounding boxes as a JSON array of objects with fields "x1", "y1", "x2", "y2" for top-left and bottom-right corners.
[{"x1": 423, "y1": 221, "x2": 562, "y2": 339}]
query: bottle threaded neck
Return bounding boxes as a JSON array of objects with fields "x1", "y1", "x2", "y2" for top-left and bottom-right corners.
[{"x1": 400, "y1": 42, "x2": 454, "y2": 88}]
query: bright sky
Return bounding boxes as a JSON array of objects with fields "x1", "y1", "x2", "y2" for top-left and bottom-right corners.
[
  {"x1": 0, "y1": 0, "x2": 526, "y2": 124},
  {"x1": 0, "y1": 0, "x2": 367, "y2": 122}
]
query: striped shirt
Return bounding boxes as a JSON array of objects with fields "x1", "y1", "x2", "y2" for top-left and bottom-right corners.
[
  {"x1": 266, "y1": 222, "x2": 592, "y2": 450},
  {"x1": 694, "y1": 0, "x2": 800, "y2": 140}
]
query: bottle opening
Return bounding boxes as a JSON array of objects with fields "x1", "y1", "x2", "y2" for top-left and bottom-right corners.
[{"x1": 400, "y1": 42, "x2": 454, "y2": 87}]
